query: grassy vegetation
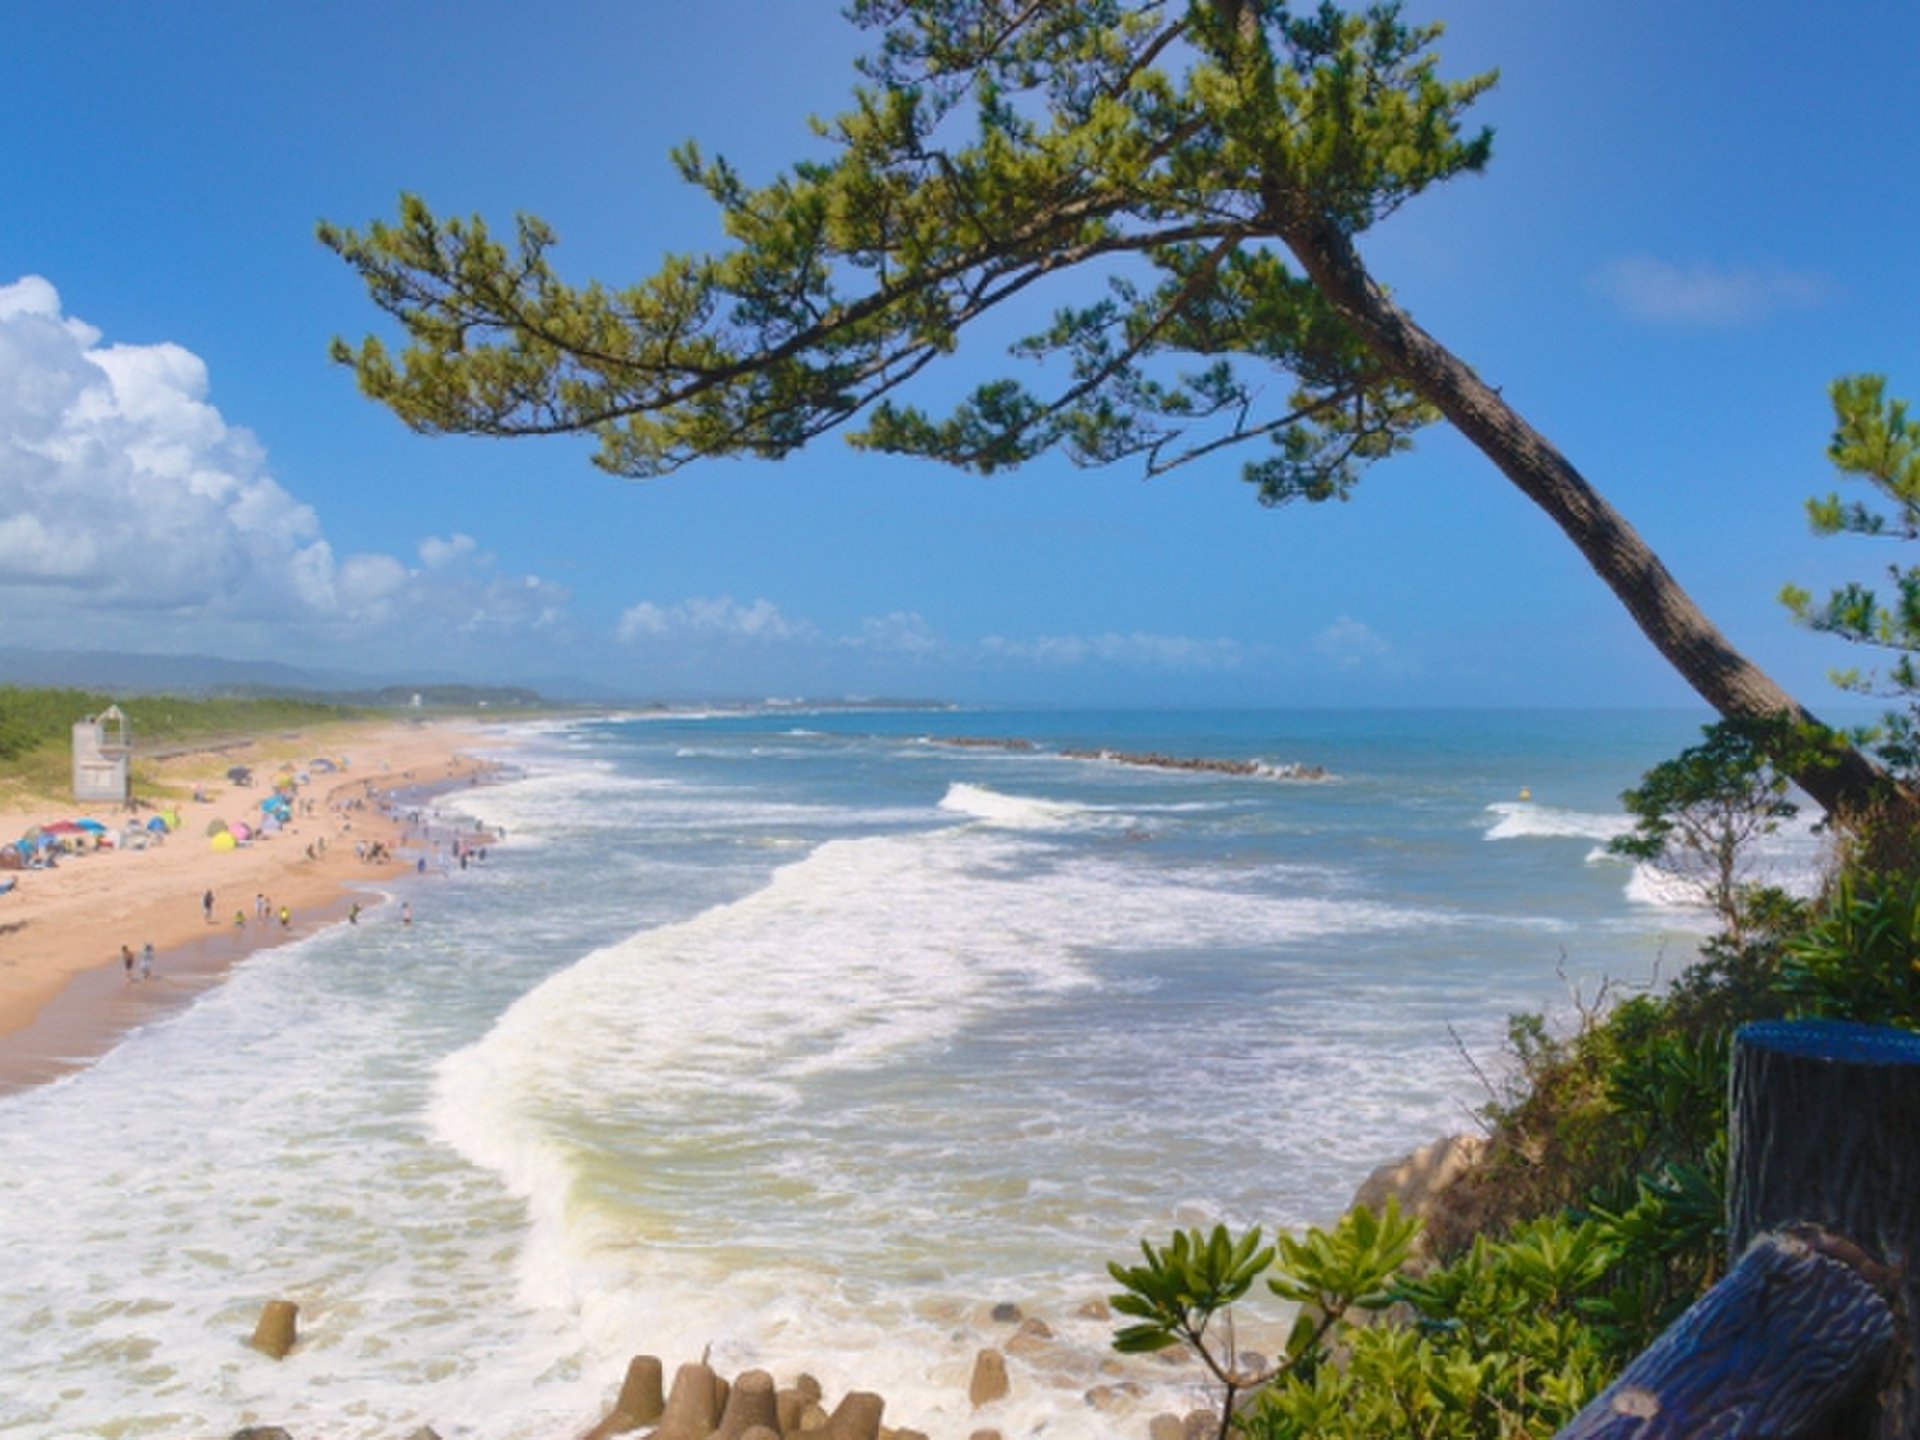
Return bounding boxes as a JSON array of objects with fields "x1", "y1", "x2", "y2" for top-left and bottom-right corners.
[{"x1": 0, "y1": 686, "x2": 376, "y2": 810}]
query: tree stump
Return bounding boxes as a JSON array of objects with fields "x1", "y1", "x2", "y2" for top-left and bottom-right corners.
[
  {"x1": 1553, "y1": 1228, "x2": 1894, "y2": 1438},
  {"x1": 1729, "y1": 1020, "x2": 1920, "y2": 1439}
]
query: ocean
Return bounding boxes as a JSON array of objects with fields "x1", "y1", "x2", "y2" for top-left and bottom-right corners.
[{"x1": 0, "y1": 707, "x2": 1816, "y2": 1439}]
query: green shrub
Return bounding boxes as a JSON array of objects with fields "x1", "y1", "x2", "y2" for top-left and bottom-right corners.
[{"x1": 1782, "y1": 872, "x2": 1920, "y2": 1028}]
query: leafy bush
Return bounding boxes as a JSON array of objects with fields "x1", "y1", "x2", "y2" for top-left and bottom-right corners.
[{"x1": 1782, "y1": 872, "x2": 1920, "y2": 1028}]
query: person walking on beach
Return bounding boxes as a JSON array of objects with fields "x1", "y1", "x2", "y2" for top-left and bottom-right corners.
[
  {"x1": 401, "y1": 901, "x2": 412, "y2": 926},
  {"x1": 348, "y1": 902, "x2": 361, "y2": 925},
  {"x1": 139, "y1": 942, "x2": 154, "y2": 982},
  {"x1": 278, "y1": 905, "x2": 291, "y2": 929},
  {"x1": 121, "y1": 944, "x2": 135, "y2": 982},
  {"x1": 202, "y1": 889, "x2": 214, "y2": 924}
]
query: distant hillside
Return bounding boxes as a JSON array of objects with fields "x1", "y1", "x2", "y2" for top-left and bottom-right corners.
[
  {"x1": 212, "y1": 681, "x2": 549, "y2": 709},
  {"x1": 0, "y1": 647, "x2": 350, "y2": 694},
  {"x1": 0, "y1": 649, "x2": 550, "y2": 708}
]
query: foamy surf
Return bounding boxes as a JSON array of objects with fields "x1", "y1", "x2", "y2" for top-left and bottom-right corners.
[
  {"x1": 2, "y1": 708, "x2": 1719, "y2": 1439},
  {"x1": 1483, "y1": 799, "x2": 1633, "y2": 843}
]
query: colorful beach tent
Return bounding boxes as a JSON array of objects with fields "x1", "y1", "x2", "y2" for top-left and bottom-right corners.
[
  {"x1": 205, "y1": 819, "x2": 229, "y2": 837},
  {"x1": 230, "y1": 822, "x2": 252, "y2": 842},
  {"x1": 210, "y1": 831, "x2": 237, "y2": 852}
]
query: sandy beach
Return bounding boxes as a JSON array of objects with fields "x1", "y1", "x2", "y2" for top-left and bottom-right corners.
[{"x1": 0, "y1": 718, "x2": 499, "y2": 1092}]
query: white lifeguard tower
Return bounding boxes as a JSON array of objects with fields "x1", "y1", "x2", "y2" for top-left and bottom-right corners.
[{"x1": 72, "y1": 705, "x2": 133, "y2": 805}]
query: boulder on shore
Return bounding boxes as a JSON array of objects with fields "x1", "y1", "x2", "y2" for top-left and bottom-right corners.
[{"x1": 1350, "y1": 1134, "x2": 1488, "y2": 1259}]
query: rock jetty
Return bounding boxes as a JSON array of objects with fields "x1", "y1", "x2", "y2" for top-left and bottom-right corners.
[
  {"x1": 925, "y1": 733, "x2": 1328, "y2": 780},
  {"x1": 1058, "y1": 748, "x2": 1327, "y2": 781}
]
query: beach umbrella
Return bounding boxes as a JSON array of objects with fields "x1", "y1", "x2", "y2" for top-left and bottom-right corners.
[
  {"x1": 75, "y1": 819, "x2": 107, "y2": 833},
  {"x1": 210, "y1": 831, "x2": 238, "y2": 852},
  {"x1": 205, "y1": 818, "x2": 229, "y2": 837}
]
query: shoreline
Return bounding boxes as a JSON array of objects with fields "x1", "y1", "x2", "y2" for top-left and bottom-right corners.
[{"x1": 0, "y1": 719, "x2": 505, "y2": 1094}]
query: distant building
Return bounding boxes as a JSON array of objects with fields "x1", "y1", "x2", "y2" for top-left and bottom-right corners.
[{"x1": 73, "y1": 705, "x2": 132, "y2": 805}]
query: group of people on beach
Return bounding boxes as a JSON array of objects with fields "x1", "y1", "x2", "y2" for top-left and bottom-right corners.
[{"x1": 119, "y1": 942, "x2": 154, "y2": 983}]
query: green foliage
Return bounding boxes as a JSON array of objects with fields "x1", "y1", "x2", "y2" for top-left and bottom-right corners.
[
  {"x1": 1781, "y1": 871, "x2": 1920, "y2": 1029},
  {"x1": 1109, "y1": 1204, "x2": 1418, "y2": 1432},
  {"x1": 0, "y1": 688, "x2": 114, "y2": 763},
  {"x1": 0, "y1": 686, "x2": 365, "y2": 777},
  {"x1": 322, "y1": 2, "x2": 1492, "y2": 506},
  {"x1": 1110, "y1": 1223, "x2": 1276, "y2": 1359},
  {"x1": 1110, "y1": 1206, "x2": 1616, "y2": 1439},
  {"x1": 1607, "y1": 717, "x2": 1816, "y2": 938},
  {"x1": 1270, "y1": 1198, "x2": 1421, "y2": 1320},
  {"x1": 1782, "y1": 374, "x2": 1920, "y2": 785}
]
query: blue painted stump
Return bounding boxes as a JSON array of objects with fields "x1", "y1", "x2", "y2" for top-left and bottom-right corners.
[{"x1": 1555, "y1": 1020, "x2": 1920, "y2": 1439}]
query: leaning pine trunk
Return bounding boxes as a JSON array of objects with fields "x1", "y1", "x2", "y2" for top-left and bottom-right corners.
[{"x1": 1281, "y1": 215, "x2": 1889, "y2": 822}]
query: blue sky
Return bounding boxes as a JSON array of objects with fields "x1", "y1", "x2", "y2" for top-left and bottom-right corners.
[{"x1": 3, "y1": 1, "x2": 1917, "y2": 708}]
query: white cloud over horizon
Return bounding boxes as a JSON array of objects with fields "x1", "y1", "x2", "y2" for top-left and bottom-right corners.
[
  {"x1": 0, "y1": 275, "x2": 570, "y2": 665},
  {"x1": 979, "y1": 630, "x2": 1245, "y2": 670},
  {"x1": 1594, "y1": 255, "x2": 1834, "y2": 326},
  {"x1": 1312, "y1": 615, "x2": 1395, "y2": 670},
  {"x1": 612, "y1": 594, "x2": 1249, "y2": 679},
  {"x1": 616, "y1": 594, "x2": 816, "y2": 645}
]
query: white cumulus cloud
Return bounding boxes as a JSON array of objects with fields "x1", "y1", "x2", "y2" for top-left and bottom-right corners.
[
  {"x1": 1312, "y1": 616, "x2": 1394, "y2": 669},
  {"x1": 979, "y1": 630, "x2": 1243, "y2": 670},
  {"x1": 854, "y1": 610, "x2": 941, "y2": 654},
  {"x1": 616, "y1": 595, "x2": 814, "y2": 644},
  {"x1": 0, "y1": 275, "x2": 570, "y2": 663},
  {"x1": 1594, "y1": 255, "x2": 1833, "y2": 326}
]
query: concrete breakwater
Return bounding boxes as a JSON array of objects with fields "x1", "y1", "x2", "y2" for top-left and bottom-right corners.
[
  {"x1": 1058, "y1": 748, "x2": 1327, "y2": 780},
  {"x1": 232, "y1": 1297, "x2": 1233, "y2": 1440},
  {"x1": 929, "y1": 736, "x2": 1327, "y2": 780}
]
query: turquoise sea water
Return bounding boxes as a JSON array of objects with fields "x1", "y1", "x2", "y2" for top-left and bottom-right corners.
[{"x1": 0, "y1": 708, "x2": 1814, "y2": 1439}]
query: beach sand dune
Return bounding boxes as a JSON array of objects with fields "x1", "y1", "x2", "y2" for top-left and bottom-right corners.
[{"x1": 0, "y1": 720, "x2": 495, "y2": 1091}]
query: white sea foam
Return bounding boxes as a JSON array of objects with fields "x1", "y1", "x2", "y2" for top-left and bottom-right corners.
[
  {"x1": 4, "y1": 711, "x2": 1713, "y2": 1440},
  {"x1": 1620, "y1": 809, "x2": 1831, "y2": 912},
  {"x1": 1484, "y1": 800, "x2": 1633, "y2": 843},
  {"x1": 937, "y1": 780, "x2": 1098, "y2": 829}
]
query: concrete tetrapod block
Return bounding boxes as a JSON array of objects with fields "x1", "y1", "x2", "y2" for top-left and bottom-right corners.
[
  {"x1": 823, "y1": 1389, "x2": 886, "y2": 1440},
  {"x1": 248, "y1": 1300, "x2": 299, "y2": 1359},
  {"x1": 968, "y1": 1349, "x2": 1010, "y2": 1408},
  {"x1": 710, "y1": 1368, "x2": 779, "y2": 1439},
  {"x1": 579, "y1": 1354, "x2": 666, "y2": 1438},
  {"x1": 648, "y1": 1361, "x2": 722, "y2": 1440}
]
